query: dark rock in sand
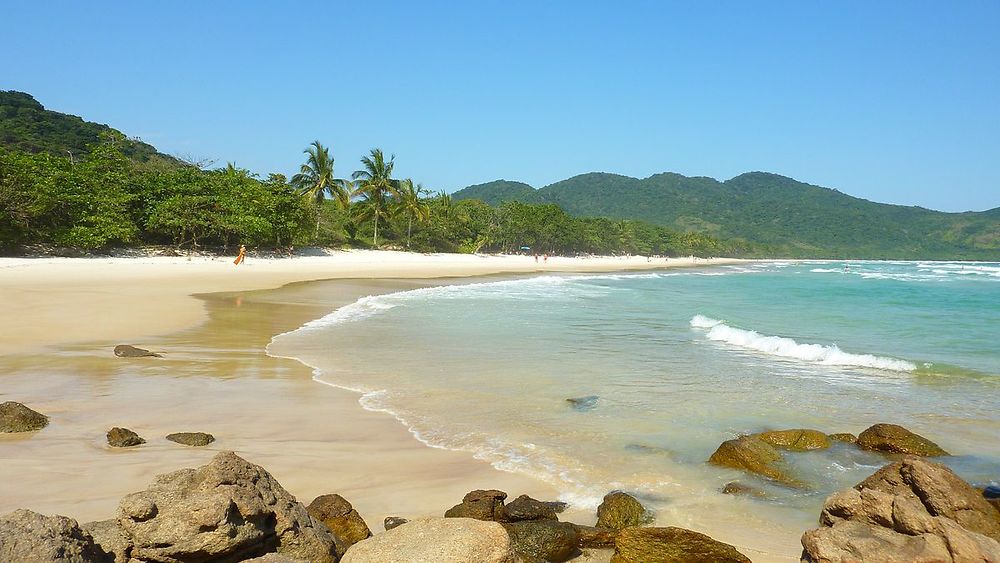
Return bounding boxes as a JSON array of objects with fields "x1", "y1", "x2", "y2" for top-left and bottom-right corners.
[
  {"x1": 504, "y1": 520, "x2": 579, "y2": 562},
  {"x1": 828, "y1": 432, "x2": 858, "y2": 443},
  {"x1": 708, "y1": 435, "x2": 800, "y2": 486},
  {"x1": 82, "y1": 519, "x2": 131, "y2": 563},
  {"x1": 505, "y1": 494, "x2": 561, "y2": 522},
  {"x1": 856, "y1": 423, "x2": 949, "y2": 456},
  {"x1": 0, "y1": 509, "x2": 109, "y2": 562},
  {"x1": 596, "y1": 491, "x2": 649, "y2": 531},
  {"x1": 721, "y1": 481, "x2": 768, "y2": 498},
  {"x1": 572, "y1": 524, "x2": 617, "y2": 548},
  {"x1": 117, "y1": 451, "x2": 341, "y2": 562},
  {"x1": 384, "y1": 516, "x2": 409, "y2": 531},
  {"x1": 165, "y1": 431, "x2": 215, "y2": 446},
  {"x1": 113, "y1": 344, "x2": 161, "y2": 358},
  {"x1": 755, "y1": 428, "x2": 831, "y2": 451},
  {"x1": 0, "y1": 401, "x2": 49, "y2": 433},
  {"x1": 307, "y1": 494, "x2": 372, "y2": 548},
  {"x1": 107, "y1": 427, "x2": 145, "y2": 448},
  {"x1": 610, "y1": 526, "x2": 751, "y2": 563},
  {"x1": 444, "y1": 489, "x2": 508, "y2": 522},
  {"x1": 566, "y1": 395, "x2": 599, "y2": 411}
]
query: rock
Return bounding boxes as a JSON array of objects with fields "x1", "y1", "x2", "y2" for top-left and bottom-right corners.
[
  {"x1": 610, "y1": 526, "x2": 751, "y2": 563},
  {"x1": 827, "y1": 432, "x2": 857, "y2": 443},
  {"x1": 0, "y1": 401, "x2": 49, "y2": 433},
  {"x1": 596, "y1": 492, "x2": 648, "y2": 531},
  {"x1": 504, "y1": 494, "x2": 560, "y2": 522},
  {"x1": 571, "y1": 524, "x2": 617, "y2": 548},
  {"x1": 708, "y1": 435, "x2": 799, "y2": 486},
  {"x1": 82, "y1": 519, "x2": 131, "y2": 563},
  {"x1": 985, "y1": 485, "x2": 1000, "y2": 499},
  {"x1": 165, "y1": 431, "x2": 215, "y2": 446},
  {"x1": 241, "y1": 555, "x2": 309, "y2": 563},
  {"x1": 384, "y1": 516, "x2": 408, "y2": 531},
  {"x1": 113, "y1": 344, "x2": 161, "y2": 358},
  {"x1": 802, "y1": 516, "x2": 1000, "y2": 562},
  {"x1": 106, "y1": 427, "x2": 145, "y2": 448},
  {"x1": 566, "y1": 396, "x2": 599, "y2": 411},
  {"x1": 117, "y1": 451, "x2": 341, "y2": 562},
  {"x1": 721, "y1": 482, "x2": 767, "y2": 498},
  {"x1": 307, "y1": 494, "x2": 372, "y2": 548},
  {"x1": 341, "y1": 518, "x2": 517, "y2": 562},
  {"x1": 856, "y1": 423, "x2": 949, "y2": 456},
  {"x1": 0, "y1": 509, "x2": 109, "y2": 562},
  {"x1": 444, "y1": 489, "x2": 508, "y2": 521},
  {"x1": 755, "y1": 428, "x2": 831, "y2": 451},
  {"x1": 504, "y1": 520, "x2": 579, "y2": 562}
]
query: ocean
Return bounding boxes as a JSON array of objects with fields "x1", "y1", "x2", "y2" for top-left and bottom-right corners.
[{"x1": 267, "y1": 260, "x2": 999, "y2": 550}]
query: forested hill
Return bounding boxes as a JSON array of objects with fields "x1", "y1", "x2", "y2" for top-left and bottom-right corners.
[
  {"x1": 0, "y1": 91, "x2": 182, "y2": 166},
  {"x1": 454, "y1": 172, "x2": 1000, "y2": 259}
]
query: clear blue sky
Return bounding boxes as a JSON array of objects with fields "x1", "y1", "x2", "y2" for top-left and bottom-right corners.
[{"x1": 3, "y1": 1, "x2": 998, "y2": 212}]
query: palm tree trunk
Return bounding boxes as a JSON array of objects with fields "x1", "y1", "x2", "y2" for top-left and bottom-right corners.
[
  {"x1": 407, "y1": 216, "x2": 413, "y2": 250},
  {"x1": 373, "y1": 213, "x2": 379, "y2": 247}
]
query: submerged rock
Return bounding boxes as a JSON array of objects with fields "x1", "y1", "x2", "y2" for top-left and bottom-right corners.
[
  {"x1": 0, "y1": 509, "x2": 108, "y2": 562},
  {"x1": 107, "y1": 427, "x2": 145, "y2": 448},
  {"x1": 307, "y1": 494, "x2": 372, "y2": 548},
  {"x1": 856, "y1": 423, "x2": 949, "y2": 456},
  {"x1": 504, "y1": 520, "x2": 579, "y2": 562},
  {"x1": 444, "y1": 489, "x2": 508, "y2": 522},
  {"x1": 113, "y1": 344, "x2": 161, "y2": 358},
  {"x1": 383, "y1": 516, "x2": 408, "y2": 531},
  {"x1": 828, "y1": 432, "x2": 858, "y2": 443},
  {"x1": 0, "y1": 401, "x2": 49, "y2": 433},
  {"x1": 708, "y1": 435, "x2": 800, "y2": 486},
  {"x1": 342, "y1": 518, "x2": 516, "y2": 562},
  {"x1": 566, "y1": 395, "x2": 599, "y2": 411},
  {"x1": 505, "y1": 494, "x2": 561, "y2": 522},
  {"x1": 610, "y1": 526, "x2": 751, "y2": 563},
  {"x1": 721, "y1": 481, "x2": 768, "y2": 498},
  {"x1": 596, "y1": 491, "x2": 648, "y2": 531},
  {"x1": 755, "y1": 428, "x2": 831, "y2": 451},
  {"x1": 165, "y1": 431, "x2": 215, "y2": 446}
]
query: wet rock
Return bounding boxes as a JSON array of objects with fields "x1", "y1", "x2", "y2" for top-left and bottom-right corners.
[
  {"x1": 0, "y1": 509, "x2": 109, "y2": 562},
  {"x1": 721, "y1": 482, "x2": 767, "y2": 498},
  {"x1": 117, "y1": 451, "x2": 340, "y2": 562},
  {"x1": 828, "y1": 432, "x2": 857, "y2": 443},
  {"x1": 383, "y1": 516, "x2": 408, "y2": 531},
  {"x1": 341, "y1": 518, "x2": 517, "y2": 562},
  {"x1": 610, "y1": 526, "x2": 751, "y2": 562},
  {"x1": 856, "y1": 423, "x2": 949, "y2": 456},
  {"x1": 444, "y1": 489, "x2": 508, "y2": 521},
  {"x1": 572, "y1": 524, "x2": 617, "y2": 548},
  {"x1": 505, "y1": 494, "x2": 560, "y2": 522},
  {"x1": 504, "y1": 520, "x2": 579, "y2": 562},
  {"x1": 756, "y1": 428, "x2": 831, "y2": 451},
  {"x1": 708, "y1": 435, "x2": 799, "y2": 486},
  {"x1": 106, "y1": 427, "x2": 145, "y2": 448},
  {"x1": 113, "y1": 344, "x2": 161, "y2": 358},
  {"x1": 165, "y1": 431, "x2": 215, "y2": 446},
  {"x1": 307, "y1": 494, "x2": 372, "y2": 548},
  {"x1": 566, "y1": 395, "x2": 599, "y2": 411},
  {"x1": 82, "y1": 519, "x2": 131, "y2": 563},
  {"x1": 0, "y1": 401, "x2": 49, "y2": 433},
  {"x1": 984, "y1": 486, "x2": 1000, "y2": 517},
  {"x1": 596, "y1": 491, "x2": 648, "y2": 531}
]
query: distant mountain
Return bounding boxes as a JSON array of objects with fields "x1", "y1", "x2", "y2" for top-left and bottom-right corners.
[
  {"x1": 454, "y1": 172, "x2": 999, "y2": 259},
  {"x1": 0, "y1": 91, "x2": 182, "y2": 166}
]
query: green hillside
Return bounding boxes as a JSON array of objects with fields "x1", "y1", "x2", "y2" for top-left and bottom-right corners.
[
  {"x1": 454, "y1": 172, "x2": 1000, "y2": 259},
  {"x1": 0, "y1": 91, "x2": 182, "y2": 167}
]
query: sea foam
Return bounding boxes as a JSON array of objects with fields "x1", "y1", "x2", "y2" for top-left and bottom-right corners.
[{"x1": 689, "y1": 315, "x2": 917, "y2": 371}]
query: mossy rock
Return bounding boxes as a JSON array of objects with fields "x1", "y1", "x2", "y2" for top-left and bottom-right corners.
[
  {"x1": 856, "y1": 423, "x2": 948, "y2": 456},
  {"x1": 307, "y1": 494, "x2": 371, "y2": 548},
  {"x1": 596, "y1": 492, "x2": 650, "y2": 531},
  {"x1": 610, "y1": 526, "x2": 751, "y2": 563},
  {"x1": 709, "y1": 435, "x2": 801, "y2": 486},
  {"x1": 107, "y1": 427, "x2": 145, "y2": 447},
  {"x1": 755, "y1": 428, "x2": 831, "y2": 451},
  {"x1": 828, "y1": 432, "x2": 857, "y2": 443},
  {"x1": 0, "y1": 402, "x2": 48, "y2": 433},
  {"x1": 165, "y1": 432, "x2": 215, "y2": 446},
  {"x1": 504, "y1": 520, "x2": 579, "y2": 562}
]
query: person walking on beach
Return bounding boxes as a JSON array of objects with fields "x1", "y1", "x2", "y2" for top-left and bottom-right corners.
[{"x1": 234, "y1": 244, "x2": 246, "y2": 266}]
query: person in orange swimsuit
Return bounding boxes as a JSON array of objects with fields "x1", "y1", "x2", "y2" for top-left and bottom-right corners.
[{"x1": 234, "y1": 244, "x2": 246, "y2": 265}]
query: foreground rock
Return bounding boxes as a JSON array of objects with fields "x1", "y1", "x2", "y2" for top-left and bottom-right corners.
[
  {"x1": 0, "y1": 401, "x2": 49, "y2": 433},
  {"x1": 165, "y1": 431, "x2": 215, "y2": 446},
  {"x1": 572, "y1": 524, "x2": 617, "y2": 548},
  {"x1": 596, "y1": 492, "x2": 648, "y2": 531},
  {"x1": 755, "y1": 428, "x2": 830, "y2": 451},
  {"x1": 708, "y1": 435, "x2": 799, "y2": 485},
  {"x1": 504, "y1": 494, "x2": 561, "y2": 522},
  {"x1": 801, "y1": 457, "x2": 1000, "y2": 562},
  {"x1": 113, "y1": 344, "x2": 161, "y2": 358},
  {"x1": 82, "y1": 519, "x2": 131, "y2": 562},
  {"x1": 342, "y1": 518, "x2": 516, "y2": 562},
  {"x1": 117, "y1": 451, "x2": 341, "y2": 562},
  {"x1": 0, "y1": 509, "x2": 108, "y2": 562},
  {"x1": 504, "y1": 520, "x2": 578, "y2": 562},
  {"x1": 307, "y1": 494, "x2": 372, "y2": 548},
  {"x1": 611, "y1": 526, "x2": 751, "y2": 562},
  {"x1": 107, "y1": 427, "x2": 145, "y2": 448},
  {"x1": 444, "y1": 489, "x2": 508, "y2": 521},
  {"x1": 855, "y1": 423, "x2": 949, "y2": 456}
]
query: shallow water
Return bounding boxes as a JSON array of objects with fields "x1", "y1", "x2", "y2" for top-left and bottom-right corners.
[{"x1": 268, "y1": 260, "x2": 1000, "y2": 553}]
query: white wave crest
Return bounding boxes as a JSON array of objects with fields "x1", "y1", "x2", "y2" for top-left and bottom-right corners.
[{"x1": 689, "y1": 316, "x2": 917, "y2": 371}]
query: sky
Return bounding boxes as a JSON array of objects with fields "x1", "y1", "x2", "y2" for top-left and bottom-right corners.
[{"x1": 2, "y1": 1, "x2": 998, "y2": 212}]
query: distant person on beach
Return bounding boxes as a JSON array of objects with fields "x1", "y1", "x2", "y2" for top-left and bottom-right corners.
[
  {"x1": 543, "y1": 254, "x2": 548, "y2": 263},
  {"x1": 234, "y1": 244, "x2": 246, "y2": 266}
]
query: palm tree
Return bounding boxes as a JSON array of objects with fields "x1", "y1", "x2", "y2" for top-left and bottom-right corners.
[
  {"x1": 352, "y1": 148, "x2": 398, "y2": 247},
  {"x1": 290, "y1": 141, "x2": 352, "y2": 239},
  {"x1": 396, "y1": 179, "x2": 431, "y2": 249}
]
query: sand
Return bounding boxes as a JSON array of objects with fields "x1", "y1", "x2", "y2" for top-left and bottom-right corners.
[{"x1": 0, "y1": 250, "x2": 790, "y2": 561}]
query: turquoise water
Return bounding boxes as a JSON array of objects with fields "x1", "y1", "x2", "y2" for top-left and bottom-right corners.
[{"x1": 268, "y1": 260, "x2": 999, "y2": 553}]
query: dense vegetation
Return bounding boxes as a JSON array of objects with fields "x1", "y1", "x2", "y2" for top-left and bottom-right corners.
[{"x1": 455, "y1": 173, "x2": 1000, "y2": 259}]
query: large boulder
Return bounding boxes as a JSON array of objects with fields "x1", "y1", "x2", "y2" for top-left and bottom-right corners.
[
  {"x1": 504, "y1": 494, "x2": 561, "y2": 522},
  {"x1": 117, "y1": 451, "x2": 341, "y2": 562},
  {"x1": 444, "y1": 489, "x2": 508, "y2": 522},
  {"x1": 0, "y1": 509, "x2": 109, "y2": 562},
  {"x1": 708, "y1": 435, "x2": 799, "y2": 486},
  {"x1": 82, "y1": 519, "x2": 131, "y2": 563},
  {"x1": 856, "y1": 423, "x2": 949, "y2": 456},
  {"x1": 307, "y1": 494, "x2": 372, "y2": 548},
  {"x1": 504, "y1": 520, "x2": 579, "y2": 562},
  {"x1": 610, "y1": 526, "x2": 751, "y2": 563},
  {"x1": 113, "y1": 344, "x2": 161, "y2": 358},
  {"x1": 107, "y1": 427, "x2": 145, "y2": 448},
  {"x1": 165, "y1": 431, "x2": 215, "y2": 446},
  {"x1": 341, "y1": 518, "x2": 517, "y2": 562},
  {"x1": 755, "y1": 428, "x2": 830, "y2": 451},
  {"x1": 0, "y1": 401, "x2": 49, "y2": 433},
  {"x1": 596, "y1": 492, "x2": 648, "y2": 531}
]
